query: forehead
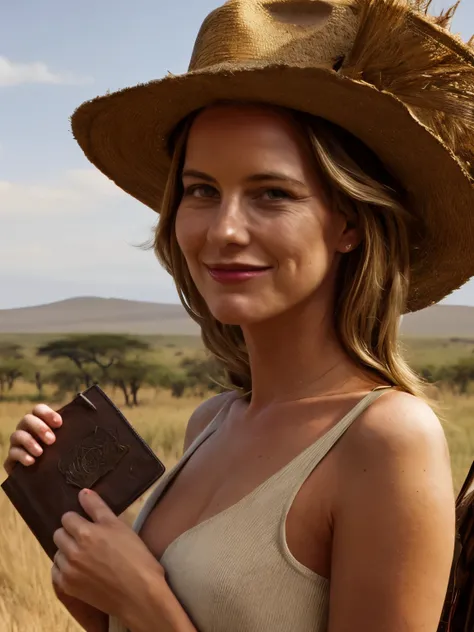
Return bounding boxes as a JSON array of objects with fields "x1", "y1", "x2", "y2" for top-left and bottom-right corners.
[{"x1": 184, "y1": 103, "x2": 316, "y2": 172}]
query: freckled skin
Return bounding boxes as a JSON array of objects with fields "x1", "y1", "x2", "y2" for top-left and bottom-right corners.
[
  {"x1": 175, "y1": 105, "x2": 357, "y2": 327},
  {"x1": 4, "y1": 105, "x2": 455, "y2": 632}
]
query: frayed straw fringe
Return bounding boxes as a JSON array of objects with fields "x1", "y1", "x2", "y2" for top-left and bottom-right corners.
[
  {"x1": 415, "y1": 0, "x2": 460, "y2": 29},
  {"x1": 341, "y1": 0, "x2": 474, "y2": 176}
]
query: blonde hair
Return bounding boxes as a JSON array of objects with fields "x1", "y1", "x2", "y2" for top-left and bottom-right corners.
[{"x1": 154, "y1": 106, "x2": 428, "y2": 400}]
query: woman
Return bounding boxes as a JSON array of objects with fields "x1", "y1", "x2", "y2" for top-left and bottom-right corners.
[{"x1": 4, "y1": 0, "x2": 474, "y2": 630}]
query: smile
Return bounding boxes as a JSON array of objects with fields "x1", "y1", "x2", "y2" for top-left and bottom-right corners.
[{"x1": 206, "y1": 266, "x2": 272, "y2": 284}]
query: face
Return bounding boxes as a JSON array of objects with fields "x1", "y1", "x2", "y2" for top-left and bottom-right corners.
[{"x1": 175, "y1": 104, "x2": 356, "y2": 326}]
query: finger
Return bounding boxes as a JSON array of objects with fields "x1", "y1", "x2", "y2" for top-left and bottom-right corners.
[
  {"x1": 31, "y1": 404, "x2": 63, "y2": 428},
  {"x1": 17, "y1": 414, "x2": 58, "y2": 445},
  {"x1": 60, "y1": 512, "x2": 89, "y2": 541},
  {"x1": 78, "y1": 489, "x2": 115, "y2": 524},
  {"x1": 3, "y1": 446, "x2": 37, "y2": 473},
  {"x1": 53, "y1": 549, "x2": 68, "y2": 571},
  {"x1": 53, "y1": 527, "x2": 78, "y2": 557},
  {"x1": 9, "y1": 429, "x2": 44, "y2": 456},
  {"x1": 51, "y1": 561, "x2": 65, "y2": 593}
]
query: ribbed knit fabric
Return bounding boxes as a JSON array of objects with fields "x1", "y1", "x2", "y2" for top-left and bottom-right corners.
[{"x1": 109, "y1": 386, "x2": 391, "y2": 632}]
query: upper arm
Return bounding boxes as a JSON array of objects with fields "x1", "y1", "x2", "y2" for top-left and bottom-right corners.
[
  {"x1": 328, "y1": 392, "x2": 455, "y2": 632},
  {"x1": 183, "y1": 391, "x2": 235, "y2": 452}
]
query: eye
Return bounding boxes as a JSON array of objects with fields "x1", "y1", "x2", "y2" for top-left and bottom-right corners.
[
  {"x1": 261, "y1": 188, "x2": 292, "y2": 201},
  {"x1": 184, "y1": 184, "x2": 219, "y2": 199}
]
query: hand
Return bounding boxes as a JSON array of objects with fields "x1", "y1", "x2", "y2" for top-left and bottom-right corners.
[
  {"x1": 53, "y1": 583, "x2": 108, "y2": 632},
  {"x1": 3, "y1": 403, "x2": 62, "y2": 474},
  {"x1": 52, "y1": 488, "x2": 167, "y2": 620},
  {"x1": 2, "y1": 406, "x2": 107, "y2": 631}
]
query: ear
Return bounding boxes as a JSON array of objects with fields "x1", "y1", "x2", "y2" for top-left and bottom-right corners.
[{"x1": 336, "y1": 215, "x2": 363, "y2": 254}]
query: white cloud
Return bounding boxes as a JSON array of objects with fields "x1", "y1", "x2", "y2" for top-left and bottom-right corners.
[
  {"x1": 0, "y1": 169, "x2": 125, "y2": 214},
  {"x1": 0, "y1": 164, "x2": 164, "y2": 305},
  {"x1": 0, "y1": 173, "x2": 172, "y2": 309},
  {"x1": 66, "y1": 169, "x2": 124, "y2": 197},
  {"x1": 0, "y1": 56, "x2": 91, "y2": 87}
]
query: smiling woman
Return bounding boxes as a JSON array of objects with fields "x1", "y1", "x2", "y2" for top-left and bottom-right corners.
[
  {"x1": 6, "y1": 0, "x2": 474, "y2": 631},
  {"x1": 156, "y1": 104, "x2": 415, "y2": 397}
]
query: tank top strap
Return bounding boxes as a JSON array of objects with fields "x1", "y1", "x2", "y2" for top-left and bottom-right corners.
[
  {"x1": 132, "y1": 393, "x2": 235, "y2": 534},
  {"x1": 255, "y1": 386, "x2": 394, "y2": 505},
  {"x1": 281, "y1": 385, "x2": 393, "y2": 484}
]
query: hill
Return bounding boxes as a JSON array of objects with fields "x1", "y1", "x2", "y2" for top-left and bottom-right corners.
[
  {"x1": 400, "y1": 304, "x2": 474, "y2": 339},
  {"x1": 0, "y1": 297, "x2": 199, "y2": 335},
  {"x1": 0, "y1": 297, "x2": 473, "y2": 338}
]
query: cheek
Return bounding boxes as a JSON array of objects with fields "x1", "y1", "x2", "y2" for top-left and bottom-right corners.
[
  {"x1": 175, "y1": 208, "x2": 203, "y2": 263},
  {"x1": 274, "y1": 215, "x2": 329, "y2": 270}
]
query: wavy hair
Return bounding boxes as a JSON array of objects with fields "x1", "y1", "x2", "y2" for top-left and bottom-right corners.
[{"x1": 153, "y1": 106, "x2": 427, "y2": 400}]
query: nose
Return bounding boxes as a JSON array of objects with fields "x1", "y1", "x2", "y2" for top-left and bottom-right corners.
[{"x1": 206, "y1": 195, "x2": 250, "y2": 248}]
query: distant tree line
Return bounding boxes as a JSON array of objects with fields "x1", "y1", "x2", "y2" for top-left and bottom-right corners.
[
  {"x1": 2, "y1": 335, "x2": 474, "y2": 406},
  {"x1": 416, "y1": 358, "x2": 474, "y2": 395},
  {"x1": 0, "y1": 335, "x2": 225, "y2": 406}
]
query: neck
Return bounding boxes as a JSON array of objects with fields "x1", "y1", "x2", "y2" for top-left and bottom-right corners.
[{"x1": 242, "y1": 296, "x2": 365, "y2": 410}]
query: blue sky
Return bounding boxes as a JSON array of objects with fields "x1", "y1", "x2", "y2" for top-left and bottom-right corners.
[{"x1": 1, "y1": 0, "x2": 473, "y2": 309}]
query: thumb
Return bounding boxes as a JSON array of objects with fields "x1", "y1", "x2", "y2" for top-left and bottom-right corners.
[{"x1": 78, "y1": 488, "x2": 115, "y2": 523}]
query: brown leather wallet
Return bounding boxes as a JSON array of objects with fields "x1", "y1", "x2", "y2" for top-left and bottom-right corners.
[{"x1": 1, "y1": 385, "x2": 165, "y2": 560}]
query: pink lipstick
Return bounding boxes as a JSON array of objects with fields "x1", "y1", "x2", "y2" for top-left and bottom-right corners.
[{"x1": 206, "y1": 265, "x2": 271, "y2": 284}]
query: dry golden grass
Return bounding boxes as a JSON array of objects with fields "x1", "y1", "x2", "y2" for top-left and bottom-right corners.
[
  {"x1": 0, "y1": 388, "x2": 200, "y2": 631},
  {"x1": 0, "y1": 386, "x2": 473, "y2": 630}
]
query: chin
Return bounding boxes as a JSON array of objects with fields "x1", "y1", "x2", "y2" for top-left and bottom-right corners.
[{"x1": 205, "y1": 295, "x2": 270, "y2": 326}]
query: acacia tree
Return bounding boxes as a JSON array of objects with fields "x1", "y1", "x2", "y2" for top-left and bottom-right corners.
[
  {"x1": 158, "y1": 370, "x2": 188, "y2": 399},
  {"x1": 418, "y1": 359, "x2": 474, "y2": 393},
  {"x1": 0, "y1": 343, "x2": 25, "y2": 396},
  {"x1": 449, "y1": 358, "x2": 474, "y2": 394},
  {"x1": 35, "y1": 370, "x2": 44, "y2": 398},
  {"x1": 180, "y1": 355, "x2": 225, "y2": 395},
  {"x1": 37, "y1": 334, "x2": 150, "y2": 387},
  {"x1": 47, "y1": 362, "x2": 96, "y2": 399},
  {"x1": 108, "y1": 360, "x2": 168, "y2": 406}
]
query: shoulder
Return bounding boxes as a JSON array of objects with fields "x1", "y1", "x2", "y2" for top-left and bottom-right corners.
[
  {"x1": 337, "y1": 388, "x2": 454, "y2": 510},
  {"x1": 343, "y1": 388, "x2": 450, "y2": 465},
  {"x1": 183, "y1": 390, "x2": 237, "y2": 451},
  {"x1": 328, "y1": 390, "x2": 456, "y2": 630}
]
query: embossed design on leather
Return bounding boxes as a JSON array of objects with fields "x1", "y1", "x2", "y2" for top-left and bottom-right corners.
[{"x1": 58, "y1": 426, "x2": 129, "y2": 489}]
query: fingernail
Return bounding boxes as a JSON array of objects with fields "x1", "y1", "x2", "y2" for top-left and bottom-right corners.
[
  {"x1": 33, "y1": 444, "x2": 43, "y2": 456},
  {"x1": 25, "y1": 455, "x2": 34, "y2": 465},
  {"x1": 45, "y1": 431, "x2": 55, "y2": 443},
  {"x1": 54, "y1": 415, "x2": 62, "y2": 425}
]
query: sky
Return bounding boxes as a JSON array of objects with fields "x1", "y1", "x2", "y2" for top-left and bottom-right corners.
[{"x1": 1, "y1": 0, "x2": 474, "y2": 310}]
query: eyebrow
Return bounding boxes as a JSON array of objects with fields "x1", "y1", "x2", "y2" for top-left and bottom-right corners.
[{"x1": 181, "y1": 169, "x2": 306, "y2": 188}]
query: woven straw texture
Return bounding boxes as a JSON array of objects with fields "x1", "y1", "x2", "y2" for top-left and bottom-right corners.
[{"x1": 71, "y1": 0, "x2": 474, "y2": 313}]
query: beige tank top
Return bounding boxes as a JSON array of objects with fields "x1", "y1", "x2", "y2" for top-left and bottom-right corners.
[{"x1": 109, "y1": 386, "x2": 391, "y2": 632}]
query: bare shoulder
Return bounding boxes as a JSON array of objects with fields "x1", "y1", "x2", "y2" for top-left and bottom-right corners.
[
  {"x1": 343, "y1": 388, "x2": 450, "y2": 468},
  {"x1": 183, "y1": 390, "x2": 236, "y2": 451},
  {"x1": 337, "y1": 387, "x2": 454, "y2": 514},
  {"x1": 329, "y1": 389, "x2": 456, "y2": 631}
]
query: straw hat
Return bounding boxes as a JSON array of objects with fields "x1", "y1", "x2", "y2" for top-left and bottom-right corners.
[{"x1": 71, "y1": 0, "x2": 474, "y2": 313}]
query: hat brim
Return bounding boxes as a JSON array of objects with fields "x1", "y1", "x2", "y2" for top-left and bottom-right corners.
[{"x1": 71, "y1": 63, "x2": 474, "y2": 313}]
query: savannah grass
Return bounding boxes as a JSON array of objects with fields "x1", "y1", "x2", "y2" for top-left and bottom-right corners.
[{"x1": 0, "y1": 383, "x2": 473, "y2": 630}]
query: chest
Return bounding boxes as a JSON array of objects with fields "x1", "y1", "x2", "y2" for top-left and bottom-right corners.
[{"x1": 139, "y1": 411, "x2": 338, "y2": 576}]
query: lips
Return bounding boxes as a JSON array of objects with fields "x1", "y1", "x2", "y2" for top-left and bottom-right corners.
[
  {"x1": 206, "y1": 263, "x2": 270, "y2": 271},
  {"x1": 205, "y1": 263, "x2": 271, "y2": 284}
]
